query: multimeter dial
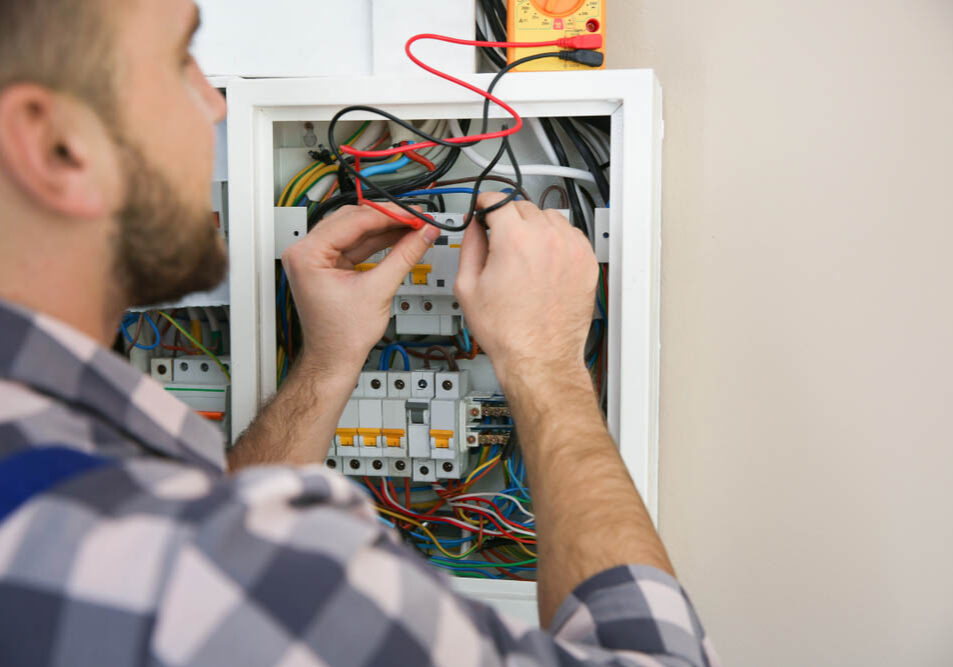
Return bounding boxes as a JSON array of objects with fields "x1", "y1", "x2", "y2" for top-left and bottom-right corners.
[{"x1": 529, "y1": 0, "x2": 586, "y2": 18}]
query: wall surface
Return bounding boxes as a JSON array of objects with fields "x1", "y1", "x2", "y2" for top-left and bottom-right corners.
[{"x1": 607, "y1": 1, "x2": 953, "y2": 665}]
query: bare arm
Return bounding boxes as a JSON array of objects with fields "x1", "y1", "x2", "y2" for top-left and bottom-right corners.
[
  {"x1": 228, "y1": 205, "x2": 440, "y2": 471},
  {"x1": 455, "y1": 194, "x2": 673, "y2": 627}
]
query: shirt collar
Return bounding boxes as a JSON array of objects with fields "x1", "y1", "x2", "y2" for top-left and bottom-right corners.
[{"x1": 0, "y1": 299, "x2": 226, "y2": 474}]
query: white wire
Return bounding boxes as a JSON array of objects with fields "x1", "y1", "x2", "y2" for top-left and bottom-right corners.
[
  {"x1": 378, "y1": 478, "x2": 510, "y2": 537},
  {"x1": 202, "y1": 307, "x2": 220, "y2": 333},
  {"x1": 352, "y1": 120, "x2": 387, "y2": 151},
  {"x1": 451, "y1": 492, "x2": 536, "y2": 521},
  {"x1": 448, "y1": 119, "x2": 597, "y2": 184},
  {"x1": 528, "y1": 117, "x2": 560, "y2": 165},
  {"x1": 449, "y1": 503, "x2": 537, "y2": 536}
]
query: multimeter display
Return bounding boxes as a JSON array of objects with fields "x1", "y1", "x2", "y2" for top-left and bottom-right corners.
[{"x1": 507, "y1": 0, "x2": 606, "y2": 71}]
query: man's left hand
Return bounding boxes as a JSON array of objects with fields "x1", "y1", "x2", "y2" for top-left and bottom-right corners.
[{"x1": 281, "y1": 204, "x2": 440, "y2": 376}]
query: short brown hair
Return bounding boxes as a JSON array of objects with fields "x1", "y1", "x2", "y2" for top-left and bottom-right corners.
[{"x1": 0, "y1": 0, "x2": 117, "y2": 122}]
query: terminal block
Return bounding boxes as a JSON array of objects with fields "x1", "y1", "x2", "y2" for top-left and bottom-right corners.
[{"x1": 464, "y1": 395, "x2": 514, "y2": 448}]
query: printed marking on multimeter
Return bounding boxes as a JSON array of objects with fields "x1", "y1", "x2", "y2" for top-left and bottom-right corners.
[{"x1": 507, "y1": 0, "x2": 606, "y2": 71}]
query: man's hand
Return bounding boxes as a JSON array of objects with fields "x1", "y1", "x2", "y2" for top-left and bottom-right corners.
[
  {"x1": 282, "y1": 204, "x2": 441, "y2": 374},
  {"x1": 229, "y1": 205, "x2": 439, "y2": 471},
  {"x1": 455, "y1": 194, "x2": 674, "y2": 628},
  {"x1": 455, "y1": 193, "x2": 599, "y2": 388}
]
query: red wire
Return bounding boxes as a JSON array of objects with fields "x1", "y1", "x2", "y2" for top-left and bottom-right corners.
[
  {"x1": 406, "y1": 149, "x2": 435, "y2": 171},
  {"x1": 377, "y1": 478, "x2": 535, "y2": 544},
  {"x1": 342, "y1": 33, "x2": 574, "y2": 160}
]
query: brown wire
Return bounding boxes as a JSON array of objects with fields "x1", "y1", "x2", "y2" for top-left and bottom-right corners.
[
  {"x1": 539, "y1": 184, "x2": 569, "y2": 210},
  {"x1": 423, "y1": 346, "x2": 459, "y2": 371}
]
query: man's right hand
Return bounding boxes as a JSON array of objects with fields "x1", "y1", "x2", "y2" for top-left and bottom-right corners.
[{"x1": 454, "y1": 193, "x2": 599, "y2": 389}]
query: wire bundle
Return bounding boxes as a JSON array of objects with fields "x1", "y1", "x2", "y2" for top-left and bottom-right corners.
[{"x1": 364, "y1": 445, "x2": 537, "y2": 580}]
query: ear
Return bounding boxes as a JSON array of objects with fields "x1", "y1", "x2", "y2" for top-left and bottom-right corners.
[{"x1": 0, "y1": 84, "x2": 120, "y2": 221}]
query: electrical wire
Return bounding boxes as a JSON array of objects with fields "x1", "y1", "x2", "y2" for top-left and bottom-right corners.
[
  {"x1": 120, "y1": 313, "x2": 160, "y2": 350},
  {"x1": 449, "y1": 118, "x2": 598, "y2": 183},
  {"x1": 157, "y1": 312, "x2": 231, "y2": 382},
  {"x1": 557, "y1": 117, "x2": 610, "y2": 204}
]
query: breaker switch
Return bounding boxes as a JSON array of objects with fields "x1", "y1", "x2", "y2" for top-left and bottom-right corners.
[
  {"x1": 431, "y1": 429, "x2": 454, "y2": 449},
  {"x1": 336, "y1": 428, "x2": 358, "y2": 447},
  {"x1": 358, "y1": 428, "x2": 382, "y2": 447},
  {"x1": 382, "y1": 428, "x2": 405, "y2": 448},
  {"x1": 411, "y1": 264, "x2": 433, "y2": 285},
  {"x1": 355, "y1": 263, "x2": 377, "y2": 272}
]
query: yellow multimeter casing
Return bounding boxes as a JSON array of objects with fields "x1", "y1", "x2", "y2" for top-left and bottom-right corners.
[{"x1": 506, "y1": 0, "x2": 606, "y2": 72}]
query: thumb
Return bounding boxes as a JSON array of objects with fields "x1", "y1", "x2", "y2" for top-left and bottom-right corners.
[{"x1": 370, "y1": 223, "x2": 441, "y2": 293}]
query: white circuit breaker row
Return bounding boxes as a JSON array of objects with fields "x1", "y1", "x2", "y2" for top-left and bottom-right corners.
[{"x1": 328, "y1": 370, "x2": 474, "y2": 482}]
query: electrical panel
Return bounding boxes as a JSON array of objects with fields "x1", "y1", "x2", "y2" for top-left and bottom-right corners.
[{"x1": 224, "y1": 64, "x2": 660, "y2": 627}]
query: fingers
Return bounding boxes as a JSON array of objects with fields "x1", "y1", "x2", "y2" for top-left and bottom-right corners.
[
  {"x1": 342, "y1": 228, "x2": 410, "y2": 267},
  {"x1": 456, "y1": 218, "x2": 489, "y2": 296},
  {"x1": 368, "y1": 224, "x2": 441, "y2": 293},
  {"x1": 305, "y1": 204, "x2": 409, "y2": 256}
]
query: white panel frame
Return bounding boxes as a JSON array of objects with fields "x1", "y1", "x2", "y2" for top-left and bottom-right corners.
[{"x1": 225, "y1": 70, "x2": 663, "y2": 617}]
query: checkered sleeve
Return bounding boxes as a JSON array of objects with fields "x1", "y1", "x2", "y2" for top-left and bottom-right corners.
[{"x1": 150, "y1": 465, "x2": 718, "y2": 667}]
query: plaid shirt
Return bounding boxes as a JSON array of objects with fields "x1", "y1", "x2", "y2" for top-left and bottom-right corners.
[{"x1": 0, "y1": 299, "x2": 718, "y2": 667}]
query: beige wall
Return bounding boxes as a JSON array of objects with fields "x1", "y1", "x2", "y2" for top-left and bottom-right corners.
[{"x1": 608, "y1": 1, "x2": 953, "y2": 665}]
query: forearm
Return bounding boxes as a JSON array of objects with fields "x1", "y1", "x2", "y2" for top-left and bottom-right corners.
[
  {"x1": 227, "y1": 356, "x2": 360, "y2": 472},
  {"x1": 504, "y1": 363, "x2": 674, "y2": 628}
]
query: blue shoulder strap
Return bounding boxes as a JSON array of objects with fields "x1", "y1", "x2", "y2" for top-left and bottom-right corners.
[{"x1": 0, "y1": 447, "x2": 112, "y2": 523}]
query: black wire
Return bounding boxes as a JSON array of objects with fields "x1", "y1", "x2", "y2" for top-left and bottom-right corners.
[
  {"x1": 558, "y1": 118, "x2": 610, "y2": 204},
  {"x1": 310, "y1": 120, "x2": 468, "y2": 227},
  {"x1": 399, "y1": 198, "x2": 441, "y2": 212},
  {"x1": 475, "y1": 23, "x2": 506, "y2": 70},
  {"x1": 540, "y1": 118, "x2": 589, "y2": 237},
  {"x1": 480, "y1": 0, "x2": 508, "y2": 42},
  {"x1": 323, "y1": 51, "x2": 566, "y2": 232}
]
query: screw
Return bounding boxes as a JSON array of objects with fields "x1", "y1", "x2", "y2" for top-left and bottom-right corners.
[
  {"x1": 201, "y1": 363, "x2": 210, "y2": 372},
  {"x1": 372, "y1": 460, "x2": 383, "y2": 471},
  {"x1": 395, "y1": 460, "x2": 406, "y2": 471},
  {"x1": 400, "y1": 301, "x2": 410, "y2": 311},
  {"x1": 452, "y1": 302, "x2": 460, "y2": 310},
  {"x1": 442, "y1": 380, "x2": 453, "y2": 391},
  {"x1": 156, "y1": 364, "x2": 167, "y2": 376},
  {"x1": 418, "y1": 379, "x2": 428, "y2": 389},
  {"x1": 467, "y1": 435, "x2": 476, "y2": 444},
  {"x1": 349, "y1": 459, "x2": 360, "y2": 470},
  {"x1": 326, "y1": 459, "x2": 337, "y2": 469},
  {"x1": 370, "y1": 379, "x2": 382, "y2": 390},
  {"x1": 394, "y1": 379, "x2": 405, "y2": 390},
  {"x1": 470, "y1": 408, "x2": 480, "y2": 417},
  {"x1": 419, "y1": 466, "x2": 430, "y2": 476},
  {"x1": 180, "y1": 362, "x2": 189, "y2": 372},
  {"x1": 423, "y1": 301, "x2": 433, "y2": 312},
  {"x1": 442, "y1": 462, "x2": 454, "y2": 473}
]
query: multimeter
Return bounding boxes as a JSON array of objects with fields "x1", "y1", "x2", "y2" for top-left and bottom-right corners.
[{"x1": 507, "y1": 0, "x2": 607, "y2": 71}]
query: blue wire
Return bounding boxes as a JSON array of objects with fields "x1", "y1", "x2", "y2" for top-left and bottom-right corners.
[
  {"x1": 499, "y1": 187, "x2": 523, "y2": 201},
  {"x1": 120, "y1": 313, "x2": 160, "y2": 350},
  {"x1": 361, "y1": 155, "x2": 411, "y2": 178},
  {"x1": 394, "y1": 187, "x2": 476, "y2": 198},
  {"x1": 377, "y1": 344, "x2": 411, "y2": 371}
]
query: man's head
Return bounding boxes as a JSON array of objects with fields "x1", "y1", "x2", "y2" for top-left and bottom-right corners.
[{"x1": 0, "y1": 0, "x2": 227, "y2": 316}]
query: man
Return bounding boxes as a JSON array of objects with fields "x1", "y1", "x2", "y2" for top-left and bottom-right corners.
[{"x1": 0, "y1": 0, "x2": 717, "y2": 665}]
